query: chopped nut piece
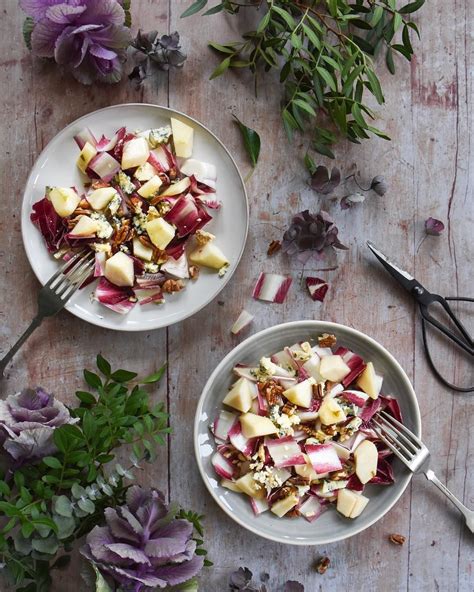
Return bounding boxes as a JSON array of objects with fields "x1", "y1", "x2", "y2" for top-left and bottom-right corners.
[
  {"x1": 313, "y1": 382, "x2": 325, "y2": 399},
  {"x1": 267, "y1": 239, "x2": 282, "y2": 256},
  {"x1": 289, "y1": 475, "x2": 310, "y2": 486},
  {"x1": 189, "y1": 265, "x2": 200, "y2": 280},
  {"x1": 315, "y1": 556, "x2": 330, "y2": 575},
  {"x1": 271, "y1": 485, "x2": 297, "y2": 503},
  {"x1": 162, "y1": 279, "x2": 185, "y2": 293},
  {"x1": 318, "y1": 333, "x2": 337, "y2": 348},
  {"x1": 91, "y1": 180, "x2": 110, "y2": 189},
  {"x1": 286, "y1": 508, "x2": 300, "y2": 518},
  {"x1": 195, "y1": 229, "x2": 215, "y2": 245},
  {"x1": 258, "y1": 380, "x2": 284, "y2": 406},
  {"x1": 389, "y1": 533, "x2": 406, "y2": 545},
  {"x1": 281, "y1": 402, "x2": 297, "y2": 416}
]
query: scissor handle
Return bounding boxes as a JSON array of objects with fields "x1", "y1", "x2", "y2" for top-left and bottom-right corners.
[{"x1": 418, "y1": 294, "x2": 474, "y2": 356}]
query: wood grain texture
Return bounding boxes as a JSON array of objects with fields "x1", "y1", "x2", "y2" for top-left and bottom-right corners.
[{"x1": 0, "y1": 0, "x2": 472, "y2": 590}]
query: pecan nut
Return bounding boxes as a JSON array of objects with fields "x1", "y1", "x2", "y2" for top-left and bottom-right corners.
[
  {"x1": 258, "y1": 380, "x2": 284, "y2": 406},
  {"x1": 318, "y1": 333, "x2": 337, "y2": 348},
  {"x1": 267, "y1": 239, "x2": 282, "y2": 256},
  {"x1": 389, "y1": 533, "x2": 406, "y2": 545},
  {"x1": 162, "y1": 279, "x2": 185, "y2": 293},
  {"x1": 315, "y1": 556, "x2": 330, "y2": 575}
]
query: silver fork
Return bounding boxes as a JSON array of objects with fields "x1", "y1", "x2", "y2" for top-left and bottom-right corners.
[
  {"x1": 372, "y1": 410, "x2": 473, "y2": 533},
  {"x1": 0, "y1": 250, "x2": 95, "y2": 377}
]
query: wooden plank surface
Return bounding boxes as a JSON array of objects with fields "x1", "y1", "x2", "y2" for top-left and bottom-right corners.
[{"x1": 0, "y1": 0, "x2": 472, "y2": 590}]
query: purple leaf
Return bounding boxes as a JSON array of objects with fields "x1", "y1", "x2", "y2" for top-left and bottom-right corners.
[
  {"x1": 284, "y1": 581, "x2": 305, "y2": 592},
  {"x1": 425, "y1": 217, "x2": 445, "y2": 236},
  {"x1": 310, "y1": 166, "x2": 341, "y2": 194}
]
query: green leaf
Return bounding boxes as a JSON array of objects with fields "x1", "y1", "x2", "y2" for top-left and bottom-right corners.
[
  {"x1": 365, "y1": 69, "x2": 384, "y2": 104},
  {"x1": 256, "y1": 10, "x2": 271, "y2": 33},
  {"x1": 54, "y1": 495, "x2": 73, "y2": 518},
  {"x1": 402, "y1": 25, "x2": 413, "y2": 54},
  {"x1": 43, "y1": 456, "x2": 62, "y2": 470},
  {"x1": 386, "y1": 47, "x2": 396, "y2": 74},
  {"x1": 208, "y1": 42, "x2": 237, "y2": 55},
  {"x1": 282, "y1": 109, "x2": 298, "y2": 140},
  {"x1": 110, "y1": 369, "x2": 138, "y2": 383},
  {"x1": 313, "y1": 142, "x2": 335, "y2": 159},
  {"x1": 141, "y1": 364, "x2": 166, "y2": 384},
  {"x1": 232, "y1": 115, "x2": 261, "y2": 168},
  {"x1": 54, "y1": 515, "x2": 76, "y2": 539},
  {"x1": 32, "y1": 517, "x2": 58, "y2": 535},
  {"x1": 32, "y1": 536, "x2": 59, "y2": 555},
  {"x1": 302, "y1": 23, "x2": 321, "y2": 50},
  {"x1": 393, "y1": 12, "x2": 403, "y2": 33},
  {"x1": 0, "y1": 480, "x2": 11, "y2": 497},
  {"x1": 96, "y1": 354, "x2": 111, "y2": 377},
  {"x1": 78, "y1": 498, "x2": 95, "y2": 514},
  {"x1": 351, "y1": 103, "x2": 368, "y2": 128},
  {"x1": 351, "y1": 18, "x2": 373, "y2": 30},
  {"x1": 316, "y1": 66, "x2": 337, "y2": 91},
  {"x1": 181, "y1": 0, "x2": 208, "y2": 18},
  {"x1": 76, "y1": 390, "x2": 96, "y2": 405},
  {"x1": 271, "y1": 5, "x2": 296, "y2": 28},
  {"x1": 290, "y1": 32, "x2": 302, "y2": 50},
  {"x1": 399, "y1": 0, "x2": 425, "y2": 14},
  {"x1": 293, "y1": 99, "x2": 316, "y2": 117},
  {"x1": 21, "y1": 522, "x2": 34, "y2": 538},
  {"x1": 84, "y1": 370, "x2": 102, "y2": 389},
  {"x1": 203, "y1": 4, "x2": 224, "y2": 15},
  {"x1": 93, "y1": 565, "x2": 114, "y2": 592},
  {"x1": 23, "y1": 17, "x2": 34, "y2": 50},
  {"x1": 370, "y1": 5, "x2": 384, "y2": 27},
  {"x1": 209, "y1": 56, "x2": 231, "y2": 80}
]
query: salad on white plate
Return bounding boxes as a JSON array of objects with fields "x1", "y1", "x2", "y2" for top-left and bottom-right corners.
[
  {"x1": 30, "y1": 117, "x2": 228, "y2": 314},
  {"x1": 210, "y1": 333, "x2": 403, "y2": 522}
]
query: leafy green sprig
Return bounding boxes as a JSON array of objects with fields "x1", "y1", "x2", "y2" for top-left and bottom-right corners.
[
  {"x1": 0, "y1": 356, "x2": 169, "y2": 591},
  {"x1": 183, "y1": 0, "x2": 424, "y2": 157}
]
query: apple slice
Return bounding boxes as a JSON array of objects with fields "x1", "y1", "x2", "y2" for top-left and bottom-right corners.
[
  {"x1": 356, "y1": 362, "x2": 382, "y2": 399},
  {"x1": 319, "y1": 355, "x2": 351, "y2": 382},
  {"x1": 87, "y1": 187, "x2": 117, "y2": 211},
  {"x1": 132, "y1": 237, "x2": 153, "y2": 262},
  {"x1": 121, "y1": 137, "x2": 150, "y2": 170},
  {"x1": 69, "y1": 215, "x2": 100, "y2": 237},
  {"x1": 354, "y1": 439, "x2": 378, "y2": 484},
  {"x1": 235, "y1": 472, "x2": 265, "y2": 499},
  {"x1": 189, "y1": 241, "x2": 229, "y2": 270},
  {"x1": 239, "y1": 412, "x2": 278, "y2": 439},
  {"x1": 48, "y1": 187, "x2": 81, "y2": 217},
  {"x1": 76, "y1": 141, "x2": 97, "y2": 174},
  {"x1": 318, "y1": 398, "x2": 346, "y2": 425},
  {"x1": 283, "y1": 378, "x2": 316, "y2": 408},
  {"x1": 222, "y1": 378, "x2": 254, "y2": 413},
  {"x1": 336, "y1": 488, "x2": 369, "y2": 518},
  {"x1": 137, "y1": 175, "x2": 162, "y2": 198},
  {"x1": 271, "y1": 494, "x2": 299, "y2": 518},
  {"x1": 104, "y1": 252, "x2": 134, "y2": 287},
  {"x1": 171, "y1": 117, "x2": 194, "y2": 158},
  {"x1": 146, "y1": 217, "x2": 175, "y2": 249}
]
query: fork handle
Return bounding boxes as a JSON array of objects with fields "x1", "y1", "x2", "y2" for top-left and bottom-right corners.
[
  {"x1": 0, "y1": 315, "x2": 43, "y2": 377},
  {"x1": 424, "y1": 470, "x2": 474, "y2": 533}
]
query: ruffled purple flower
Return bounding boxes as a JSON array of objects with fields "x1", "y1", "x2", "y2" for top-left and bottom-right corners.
[
  {"x1": 20, "y1": 0, "x2": 132, "y2": 84},
  {"x1": 81, "y1": 486, "x2": 204, "y2": 591},
  {"x1": 0, "y1": 387, "x2": 78, "y2": 461}
]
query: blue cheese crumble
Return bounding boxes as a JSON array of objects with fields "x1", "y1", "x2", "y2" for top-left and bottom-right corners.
[
  {"x1": 90, "y1": 213, "x2": 113, "y2": 239},
  {"x1": 148, "y1": 126, "x2": 172, "y2": 147}
]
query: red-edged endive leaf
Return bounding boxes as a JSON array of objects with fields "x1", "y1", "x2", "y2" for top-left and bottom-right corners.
[
  {"x1": 335, "y1": 346, "x2": 367, "y2": 387},
  {"x1": 230, "y1": 310, "x2": 254, "y2": 335},
  {"x1": 96, "y1": 127, "x2": 126, "y2": 153},
  {"x1": 253, "y1": 272, "x2": 292, "y2": 303},
  {"x1": 305, "y1": 443, "x2": 342, "y2": 474},
  {"x1": 87, "y1": 152, "x2": 121, "y2": 182},
  {"x1": 201, "y1": 198, "x2": 222, "y2": 209},
  {"x1": 94, "y1": 252, "x2": 106, "y2": 277},
  {"x1": 211, "y1": 451, "x2": 234, "y2": 480},
  {"x1": 306, "y1": 276, "x2": 329, "y2": 302},
  {"x1": 95, "y1": 278, "x2": 136, "y2": 315},
  {"x1": 228, "y1": 422, "x2": 256, "y2": 457},
  {"x1": 212, "y1": 410, "x2": 238, "y2": 442},
  {"x1": 370, "y1": 456, "x2": 394, "y2": 485},
  {"x1": 298, "y1": 496, "x2": 323, "y2": 522},
  {"x1": 138, "y1": 291, "x2": 164, "y2": 306},
  {"x1": 340, "y1": 389, "x2": 369, "y2": 407},
  {"x1": 250, "y1": 497, "x2": 269, "y2": 516},
  {"x1": 164, "y1": 194, "x2": 212, "y2": 237},
  {"x1": 74, "y1": 127, "x2": 97, "y2": 149},
  {"x1": 148, "y1": 146, "x2": 167, "y2": 172},
  {"x1": 346, "y1": 473, "x2": 364, "y2": 491},
  {"x1": 266, "y1": 437, "x2": 306, "y2": 469},
  {"x1": 188, "y1": 175, "x2": 216, "y2": 195},
  {"x1": 380, "y1": 395, "x2": 403, "y2": 423},
  {"x1": 359, "y1": 397, "x2": 382, "y2": 422}
]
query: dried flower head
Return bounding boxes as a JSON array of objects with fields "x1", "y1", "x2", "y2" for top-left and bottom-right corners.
[
  {"x1": 310, "y1": 166, "x2": 341, "y2": 194},
  {"x1": 370, "y1": 175, "x2": 388, "y2": 196},
  {"x1": 425, "y1": 217, "x2": 445, "y2": 236},
  {"x1": 20, "y1": 0, "x2": 132, "y2": 84},
  {"x1": 0, "y1": 388, "x2": 78, "y2": 462},
  {"x1": 81, "y1": 486, "x2": 204, "y2": 591},
  {"x1": 340, "y1": 192, "x2": 366, "y2": 210},
  {"x1": 282, "y1": 210, "x2": 348, "y2": 265}
]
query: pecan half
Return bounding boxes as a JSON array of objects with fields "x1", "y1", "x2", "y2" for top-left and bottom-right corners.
[
  {"x1": 289, "y1": 475, "x2": 310, "y2": 486},
  {"x1": 281, "y1": 402, "x2": 297, "y2": 416},
  {"x1": 162, "y1": 279, "x2": 185, "y2": 293},
  {"x1": 189, "y1": 265, "x2": 200, "y2": 280},
  {"x1": 389, "y1": 533, "x2": 406, "y2": 545},
  {"x1": 258, "y1": 380, "x2": 284, "y2": 406},
  {"x1": 318, "y1": 333, "x2": 337, "y2": 348},
  {"x1": 271, "y1": 485, "x2": 297, "y2": 503},
  {"x1": 315, "y1": 556, "x2": 330, "y2": 575},
  {"x1": 91, "y1": 180, "x2": 110, "y2": 189},
  {"x1": 267, "y1": 239, "x2": 282, "y2": 256}
]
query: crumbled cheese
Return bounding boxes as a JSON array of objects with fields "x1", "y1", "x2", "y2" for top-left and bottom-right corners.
[
  {"x1": 148, "y1": 126, "x2": 172, "y2": 147},
  {"x1": 218, "y1": 263, "x2": 229, "y2": 277},
  {"x1": 297, "y1": 485, "x2": 310, "y2": 497},
  {"x1": 195, "y1": 229, "x2": 215, "y2": 246},
  {"x1": 90, "y1": 212, "x2": 113, "y2": 239},
  {"x1": 253, "y1": 466, "x2": 284, "y2": 494},
  {"x1": 108, "y1": 194, "x2": 121, "y2": 216},
  {"x1": 291, "y1": 347, "x2": 312, "y2": 363},
  {"x1": 269, "y1": 404, "x2": 301, "y2": 437},
  {"x1": 251, "y1": 357, "x2": 279, "y2": 381},
  {"x1": 154, "y1": 200, "x2": 172, "y2": 216},
  {"x1": 146, "y1": 206, "x2": 161, "y2": 221},
  {"x1": 91, "y1": 242, "x2": 112, "y2": 255},
  {"x1": 338, "y1": 417, "x2": 362, "y2": 442},
  {"x1": 144, "y1": 262, "x2": 159, "y2": 273},
  {"x1": 115, "y1": 171, "x2": 135, "y2": 194},
  {"x1": 321, "y1": 480, "x2": 349, "y2": 493},
  {"x1": 132, "y1": 212, "x2": 147, "y2": 234},
  {"x1": 119, "y1": 244, "x2": 130, "y2": 253}
]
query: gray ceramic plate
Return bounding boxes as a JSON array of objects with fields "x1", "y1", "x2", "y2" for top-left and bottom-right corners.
[{"x1": 194, "y1": 320, "x2": 421, "y2": 545}]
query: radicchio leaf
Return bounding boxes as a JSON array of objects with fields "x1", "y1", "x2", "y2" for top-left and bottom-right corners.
[
  {"x1": 30, "y1": 197, "x2": 68, "y2": 253},
  {"x1": 305, "y1": 277, "x2": 329, "y2": 302}
]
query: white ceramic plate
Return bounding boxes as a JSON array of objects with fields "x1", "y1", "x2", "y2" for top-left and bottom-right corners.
[
  {"x1": 21, "y1": 104, "x2": 248, "y2": 331},
  {"x1": 195, "y1": 321, "x2": 421, "y2": 545}
]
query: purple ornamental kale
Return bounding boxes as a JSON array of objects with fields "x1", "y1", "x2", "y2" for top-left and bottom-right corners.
[
  {"x1": 20, "y1": 0, "x2": 132, "y2": 84},
  {"x1": 0, "y1": 387, "x2": 78, "y2": 461},
  {"x1": 282, "y1": 209, "x2": 348, "y2": 265},
  {"x1": 81, "y1": 486, "x2": 204, "y2": 591}
]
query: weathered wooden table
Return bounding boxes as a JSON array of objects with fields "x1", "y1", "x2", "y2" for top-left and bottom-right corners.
[{"x1": 1, "y1": 1, "x2": 472, "y2": 590}]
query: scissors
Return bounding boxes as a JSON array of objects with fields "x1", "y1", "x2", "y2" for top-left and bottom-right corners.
[{"x1": 367, "y1": 241, "x2": 474, "y2": 393}]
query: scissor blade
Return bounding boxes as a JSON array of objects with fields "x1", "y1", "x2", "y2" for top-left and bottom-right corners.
[{"x1": 366, "y1": 241, "x2": 418, "y2": 292}]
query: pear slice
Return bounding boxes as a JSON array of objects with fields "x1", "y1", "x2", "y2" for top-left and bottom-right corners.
[
  {"x1": 132, "y1": 237, "x2": 153, "y2": 262},
  {"x1": 283, "y1": 378, "x2": 315, "y2": 408},
  {"x1": 354, "y1": 439, "x2": 378, "y2": 484},
  {"x1": 104, "y1": 252, "x2": 134, "y2": 287},
  {"x1": 137, "y1": 175, "x2": 162, "y2": 198},
  {"x1": 319, "y1": 355, "x2": 351, "y2": 382},
  {"x1": 294, "y1": 453, "x2": 318, "y2": 481},
  {"x1": 189, "y1": 241, "x2": 229, "y2": 270},
  {"x1": 87, "y1": 187, "x2": 117, "y2": 211},
  {"x1": 48, "y1": 187, "x2": 81, "y2": 218},
  {"x1": 356, "y1": 362, "x2": 382, "y2": 399},
  {"x1": 69, "y1": 215, "x2": 100, "y2": 237},
  {"x1": 318, "y1": 398, "x2": 346, "y2": 425},
  {"x1": 239, "y1": 413, "x2": 278, "y2": 439},
  {"x1": 121, "y1": 137, "x2": 150, "y2": 170},
  {"x1": 171, "y1": 117, "x2": 194, "y2": 158},
  {"x1": 160, "y1": 176, "x2": 191, "y2": 197},
  {"x1": 222, "y1": 378, "x2": 253, "y2": 413},
  {"x1": 235, "y1": 472, "x2": 265, "y2": 499},
  {"x1": 76, "y1": 141, "x2": 97, "y2": 174},
  {"x1": 337, "y1": 488, "x2": 370, "y2": 518},
  {"x1": 271, "y1": 494, "x2": 299, "y2": 518},
  {"x1": 134, "y1": 162, "x2": 157, "y2": 181},
  {"x1": 145, "y1": 217, "x2": 175, "y2": 249}
]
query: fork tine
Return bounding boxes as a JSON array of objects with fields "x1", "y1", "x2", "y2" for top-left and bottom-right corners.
[
  {"x1": 371, "y1": 425, "x2": 411, "y2": 464},
  {"x1": 375, "y1": 414, "x2": 420, "y2": 453},
  {"x1": 53, "y1": 253, "x2": 94, "y2": 295},
  {"x1": 49, "y1": 251, "x2": 90, "y2": 290},
  {"x1": 60, "y1": 261, "x2": 95, "y2": 301},
  {"x1": 55, "y1": 257, "x2": 94, "y2": 297},
  {"x1": 44, "y1": 250, "x2": 85, "y2": 288},
  {"x1": 372, "y1": 419, "x2": 415, "y2": 459},
  {"x1": 379, "y1": 410, "x2": 424, "y2": 447}
]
